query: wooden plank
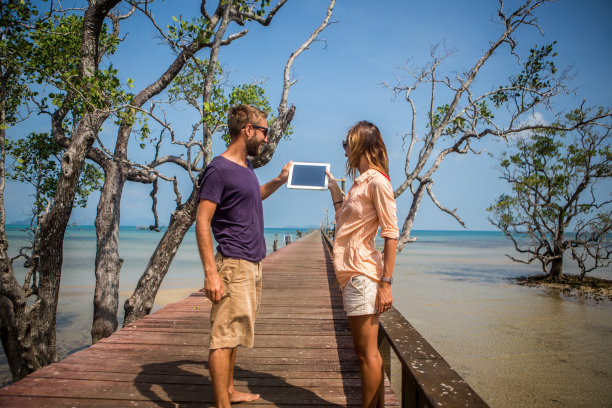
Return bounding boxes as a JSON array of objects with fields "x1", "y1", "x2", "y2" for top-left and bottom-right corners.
[
  {"x1": 48, "y1": 357, "x2": 361, "y2": 374},
  {"x1": 0, "y1": 231, "x2": 400, "y2": 407}
]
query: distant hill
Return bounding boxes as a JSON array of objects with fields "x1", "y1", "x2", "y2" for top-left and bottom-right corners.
[
  {"x1": 7, "y1": 219, "x2": 30, "y2": 225},
  {"x1": 280, "y1": 224, "x2": 319, "y2": 229}
]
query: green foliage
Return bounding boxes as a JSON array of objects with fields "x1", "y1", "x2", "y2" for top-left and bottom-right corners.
[
  {"x1": 427, "y1": 100, "x2": 494, "y2": 137},
  {"x1": 491, "y1": 42, "x2": 558, "y2": 110},
  {"x1": 224, "y1": 83, "x2": 272, "y2": 143},
  {"x1": 168, "y1": 57, "x2": 226, "y2": 130},
  {"x1": 232, "y1": 0, "x2": 271, "y2": 17},
  {"x1": 427, "y1": 100, "x2": 493, "y2": 136},
  {"x1": 168, "y1": 1, "x2": 271, "y2": 46},
  {"x1": 6, "y1": 132, "x2": 103, "y2": 213},
  {"x1": 428, "y1": 104, "x2": 465, "y2": 133},
  {"x1": 0, "y1": 0, "x2": 39, "y2": 126},
  {"x1": 29, "y1": 13, "x2": 131, "y2": 115},
  {"x1": 168, "y1": 15, "x2": 215, "y2": 45},
  {"x1": 488, "y1": 107, "x2": 612, "y2": 276},
  {"x1": 168, "y1": 57, "x2": 286, "y2": 148}
]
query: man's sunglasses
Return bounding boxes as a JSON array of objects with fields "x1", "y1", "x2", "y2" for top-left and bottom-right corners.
[{"x1": 251, "y1": 124, "x2": 268, "y2": 137}]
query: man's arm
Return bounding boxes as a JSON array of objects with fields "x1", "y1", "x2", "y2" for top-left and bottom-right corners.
[
  {"x1": 195, "y1": 199, "x2": 224, "y2": 303},
  {"x1": 260, "y1": 161, "x2": 292, "y2": 200}
]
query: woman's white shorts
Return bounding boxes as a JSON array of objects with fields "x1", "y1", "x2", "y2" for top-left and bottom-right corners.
[{"x1": 341, "y1": 274, "x2": 378, "y2": 316}]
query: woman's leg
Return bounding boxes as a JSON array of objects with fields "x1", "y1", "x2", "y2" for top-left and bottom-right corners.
[{"x1": 348, "y1": 314, "x2": 384, "y2": 408}]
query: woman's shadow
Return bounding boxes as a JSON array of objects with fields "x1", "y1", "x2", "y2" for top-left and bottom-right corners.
[{"x1": 134, "y1": 359, "x2": 347, "y2": 407}]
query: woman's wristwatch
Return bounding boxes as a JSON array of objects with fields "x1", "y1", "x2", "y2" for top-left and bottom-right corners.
[{"x1": 381, "y1": 276, "x2": 393, "y2": 284}]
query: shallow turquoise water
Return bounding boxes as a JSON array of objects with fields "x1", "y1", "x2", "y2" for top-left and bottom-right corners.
[{"x1": 2, "y1": 227, "x2": 611, "y2": 407}]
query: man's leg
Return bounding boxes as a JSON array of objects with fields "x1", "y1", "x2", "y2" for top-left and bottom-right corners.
[
  {"x1": 209, "y1": 256, "x2": 261, "y2": 405},
  {"x1": 227, "y1": 347, "x2": 260, "y2": 403},
  {"x1": 209, "y1": 347, "x2": 233, "y2": 408}
]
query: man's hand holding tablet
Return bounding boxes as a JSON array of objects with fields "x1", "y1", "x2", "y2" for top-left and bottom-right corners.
[{"x1": 287, "y1": 162, "x2": 330, "y2": 190}]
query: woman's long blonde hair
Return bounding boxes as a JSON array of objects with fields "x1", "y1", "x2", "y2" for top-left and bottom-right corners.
[{"x1": 345, "y1": 121, "x2": 389, "y2": 179}]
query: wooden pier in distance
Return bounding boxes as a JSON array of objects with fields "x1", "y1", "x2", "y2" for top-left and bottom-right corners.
[{"x1": 0, "y1": 231, "x2": 400, "y2": 407}]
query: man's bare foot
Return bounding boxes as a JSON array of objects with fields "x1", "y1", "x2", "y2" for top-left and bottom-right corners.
[{"x1": 228, "y1": 389, "x2": 260, "y2": 403}]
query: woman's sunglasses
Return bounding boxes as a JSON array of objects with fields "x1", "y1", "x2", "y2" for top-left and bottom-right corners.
[{"x1": 342, "y1": 140, "x2": 348, "y2": 149}]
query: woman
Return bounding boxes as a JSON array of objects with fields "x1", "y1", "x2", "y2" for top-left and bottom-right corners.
[{"x1": 327, "y1": 121, "x2": 399, "y2": 407}]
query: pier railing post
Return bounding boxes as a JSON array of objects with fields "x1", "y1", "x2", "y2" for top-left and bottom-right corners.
[
  {"x1": 402, "y1": 363, "x2": 418, "y2": 408},
  {"x1": 378, "y1": 327, "x2": 391, "y2": 380}
]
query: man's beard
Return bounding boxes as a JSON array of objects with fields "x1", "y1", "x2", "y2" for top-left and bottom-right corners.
[{"x1": 246, "y1": 136, "x2": 264, "y2": 157}]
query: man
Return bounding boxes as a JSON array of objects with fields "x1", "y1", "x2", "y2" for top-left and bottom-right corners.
[{"x1": 195, "y1": 104, "x2": 291, "y2": 407}]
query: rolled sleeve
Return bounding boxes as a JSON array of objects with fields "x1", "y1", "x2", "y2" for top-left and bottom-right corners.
[{"x1": 370, "y1": 177, "x2": 399, "y2": 239}]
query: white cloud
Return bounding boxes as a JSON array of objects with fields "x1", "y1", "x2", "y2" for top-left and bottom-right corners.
[{"x1": 510, "y1": 111, "x2": 548, "y2": 141}]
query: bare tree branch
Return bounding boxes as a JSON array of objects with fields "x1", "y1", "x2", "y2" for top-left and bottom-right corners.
[{"x1": 252, "y1": 0, "x2": 337, "y2": 168}]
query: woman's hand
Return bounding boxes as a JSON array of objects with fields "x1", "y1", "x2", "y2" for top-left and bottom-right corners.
[
  {"x1": 375, "y1": 283, "x2": 393, "y2": 314},
  {"x1": 326, "y1": 170, "x2": 339, "y2": 190},
  {"x1": 377, "y1": 237, "x2": 397, "y2": 314},
  {"x1": 326, "y1": 170, "x2": 343, "y2": 209}
]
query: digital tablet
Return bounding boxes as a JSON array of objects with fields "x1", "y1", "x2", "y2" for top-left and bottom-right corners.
[{"x1": 287, "y1": 162, "x2": 330, "y2": 190}]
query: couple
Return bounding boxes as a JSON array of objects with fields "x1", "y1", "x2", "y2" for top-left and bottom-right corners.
[{"x1": 196, "y1": 104, "x2": 398, "y2": 408}]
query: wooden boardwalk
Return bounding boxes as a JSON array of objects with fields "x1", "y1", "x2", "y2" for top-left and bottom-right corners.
[{"x1": 0, "y1": 231, "x2": 399, "y2": 407}]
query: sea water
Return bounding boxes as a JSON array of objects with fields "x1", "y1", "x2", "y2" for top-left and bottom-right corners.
[
  {"x1": 1, "y1": 227, "x2": 611, "y2": 407},
  {"x1": 390, "y1": 231, "x2": 612, "y2": 407}
]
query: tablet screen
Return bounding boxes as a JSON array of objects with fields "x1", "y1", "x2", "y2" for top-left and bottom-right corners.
[{"x1": 287, "y1": 162, "x2": 330, "y2": 190}]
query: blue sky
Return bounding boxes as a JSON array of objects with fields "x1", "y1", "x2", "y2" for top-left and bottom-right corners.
[{"x1": 6, "y1": 0, "x2": 612, "y2": 230}]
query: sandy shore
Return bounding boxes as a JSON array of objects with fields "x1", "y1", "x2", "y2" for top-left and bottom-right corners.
[
  {"x1": 154, "y1": 287, "x2": 202, "y2": 307},
  {"x1": 119, "y1": 286, "x2": 202, "y2": 312}
]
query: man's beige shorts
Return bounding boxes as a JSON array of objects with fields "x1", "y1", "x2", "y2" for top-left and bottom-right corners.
[{"x1": 209, "y1": 252, "x2": 262, "y2": 350}]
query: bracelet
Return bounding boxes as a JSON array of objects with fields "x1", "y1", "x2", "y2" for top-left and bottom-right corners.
[{"x1": 333, "y1": 200, "x2": 343, "y2": 206}]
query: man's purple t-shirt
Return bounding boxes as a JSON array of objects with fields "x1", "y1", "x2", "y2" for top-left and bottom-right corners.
[{"x1": 199, "y1": 156, "x2": 266, "y2": 262}]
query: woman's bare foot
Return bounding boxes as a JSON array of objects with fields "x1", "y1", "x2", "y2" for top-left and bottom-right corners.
[{"x1": 228, "y1": 389, "x2": 260, "y2": 403}]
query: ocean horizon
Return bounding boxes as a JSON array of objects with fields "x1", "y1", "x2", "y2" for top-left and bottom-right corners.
[{"x1": 2, "y1": 226, "x2": 611, "y2": 406}]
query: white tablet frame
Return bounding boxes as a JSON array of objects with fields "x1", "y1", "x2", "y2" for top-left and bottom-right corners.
[{"x1": 287, "y1": 162, "x2": 330, "y2": 190}]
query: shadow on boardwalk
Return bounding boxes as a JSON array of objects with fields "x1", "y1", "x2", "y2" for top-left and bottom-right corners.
[
  {"x1": 135, "y1": 359, "x2": 346, "y2": 407},
  {"x1": 321, "y1": 235, "x2": 361, "y2": 407}
]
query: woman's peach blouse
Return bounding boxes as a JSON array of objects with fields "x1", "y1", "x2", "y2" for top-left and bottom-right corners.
[{"x1": 333, "y1": 169, "x2": 399, "y2": 288}]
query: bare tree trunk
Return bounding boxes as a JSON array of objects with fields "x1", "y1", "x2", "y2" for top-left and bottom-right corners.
[
  {"x1": 91, "y1": 161, "x2": 126, "y2": 343},
  {"x1": 90, "y1": 25, "x2": 218, "y2": 342},
  {"x1": 0, "y1": 0, "x2": 121, "y2": 380},
  {"x1": 123, "y1": 187, "x2": 200, "y2": 325},
  {"x1": 1, "y1": 114, "x2": 107, "y2": 380},
  {"x1": 0, "y1": 265, "x2": 31, "y2": 381},
  {"x1": 548, "y1": 256, "x2": 563, "y2": 281},
  {"x1": 549, "y1": 230, "x2": 564, "y2": 281},
  {"x1": 0, "y1": 101, "x2": 31, "y2": 380},
  {"x1": 548, "y1": 224, "x2": 566, "y2": 281},
  {"x1": 35, "y1": 113, "x2": 106, "y2": 358},
  {"x1": 122, "y1": 1, "x2": 234, "y2": 326},
  {"x1": 123, "y1": 0, "x2": 335, "y2": 326},
  {"x1": 396, "y1": 181, "x2": 429, "y2": 252}
]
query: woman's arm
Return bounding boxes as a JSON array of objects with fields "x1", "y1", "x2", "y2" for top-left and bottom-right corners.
[
  {"x1": 326, "y1": 170, "x2": 344, "y2": 213},
  {"x1": 376, "y1": 237, "x2": 397, "y2": 314}
]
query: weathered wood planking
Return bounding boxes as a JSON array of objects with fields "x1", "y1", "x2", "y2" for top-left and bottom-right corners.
[{"x1": 0, "y1": 231, "x2": 399, "y2": 407}]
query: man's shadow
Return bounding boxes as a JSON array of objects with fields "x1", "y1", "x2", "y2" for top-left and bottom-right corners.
[{"x1": 134, "y1": 359, "x2": 347, "y2": 407}]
